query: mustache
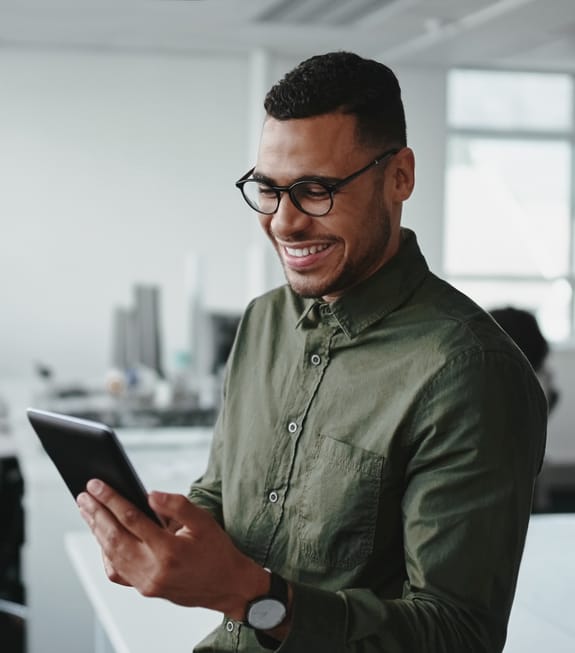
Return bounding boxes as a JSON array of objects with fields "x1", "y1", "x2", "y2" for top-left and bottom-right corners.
[{"x1": 271, "y1": 231, "x2": 339, "y2": 245}]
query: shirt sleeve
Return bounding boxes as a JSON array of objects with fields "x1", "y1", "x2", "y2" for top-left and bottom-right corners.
[
  {"x1": 272, "y1": 349, "x2": 547, "y2": 653},
  {"x1": 187, "y1": 391, "x2": 227, "y2": 526}
]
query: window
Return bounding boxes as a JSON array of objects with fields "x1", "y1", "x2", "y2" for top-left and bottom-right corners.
[{"x1": 444, "y1": 69, "x2": 574, "y2": 342}]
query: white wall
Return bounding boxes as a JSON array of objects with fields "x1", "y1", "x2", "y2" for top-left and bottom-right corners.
[
  {"x1": 398, "y1": 66, "x2": 447, "y2": 274},
  {"x1": 0, "y1": 49, "x2": 255, "y2": 380}
]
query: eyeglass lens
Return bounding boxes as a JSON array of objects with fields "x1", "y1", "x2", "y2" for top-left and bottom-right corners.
[{"x1": 240, "y1": 179, "x2": 333, "y2": 217}]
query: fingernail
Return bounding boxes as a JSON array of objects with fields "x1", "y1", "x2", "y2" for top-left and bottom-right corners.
[{"x1": 87, "y1": 479, "x2": 103, "y2": 495}]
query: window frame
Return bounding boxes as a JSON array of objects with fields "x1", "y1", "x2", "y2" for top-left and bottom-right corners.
[{"x1": 444, "y1": 67, "x2": 575, "y2": 344}]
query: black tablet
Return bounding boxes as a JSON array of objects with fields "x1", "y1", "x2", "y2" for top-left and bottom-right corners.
[{"x1": 26, "y1": 408, "x2": 165, "y2": 527}]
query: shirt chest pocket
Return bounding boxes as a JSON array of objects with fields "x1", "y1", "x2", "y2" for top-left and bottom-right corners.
[{"x1": 296, "y1": 433, "x2": 384, "y2": 572}]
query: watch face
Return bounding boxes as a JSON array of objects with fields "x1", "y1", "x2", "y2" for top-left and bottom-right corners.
[{"x1": 247, "y1": 598, "x2": 287, "y2": 630}]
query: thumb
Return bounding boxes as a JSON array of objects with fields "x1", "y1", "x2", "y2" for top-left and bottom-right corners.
[{"x1": 149, "y1": 492, "x2": 210, "y2": 530}]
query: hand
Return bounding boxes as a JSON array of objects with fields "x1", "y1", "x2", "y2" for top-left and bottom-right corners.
[
  {"x1": 76, "y1": 479, "x2": 270, "y2": 619},
  {"x1": 99, "y1": 510, "x2": 183, "y2": 586}
]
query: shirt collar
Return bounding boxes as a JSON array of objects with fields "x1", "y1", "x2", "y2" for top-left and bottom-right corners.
[{"x1": 296, "y1": 228, "x2": 429, "y2": 338}]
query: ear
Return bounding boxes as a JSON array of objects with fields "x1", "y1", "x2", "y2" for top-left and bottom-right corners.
[{"x1": 389, "y1": 147, "x2": 415, "y2": 202}]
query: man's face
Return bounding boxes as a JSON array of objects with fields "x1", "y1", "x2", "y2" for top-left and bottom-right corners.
[{"x1": 255, "y1": 113, "x2": 404, "y2": 302}]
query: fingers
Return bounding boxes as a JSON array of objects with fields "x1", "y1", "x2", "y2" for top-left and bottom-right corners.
[
  {"x1": 77, "y1": 488, "x2": 141, "y2": 559},
  {"x1": 83, "y1": 479, "x2": 162, "y2": 542},
  {"x1": 148, "y1": 491, "x2": 211, "y2": 534},
  {"x1": 77, "y1": 485, "x2": 153, "y2": 588}
]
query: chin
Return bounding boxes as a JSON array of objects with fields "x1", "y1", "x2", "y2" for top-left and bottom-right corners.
[
  {"x1": 284, "y1": 272, "x2": 340, "y2": 299},
  {"x1": 284, "y1": 273, "x2": 321, "y2": 298},
  {"x1": 286, "y1": 281, "x2": 323, "y2": 299}
]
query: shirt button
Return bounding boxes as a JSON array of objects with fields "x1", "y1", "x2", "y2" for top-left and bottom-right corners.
[
  {"x1": 225, "y1": 620, "x2": 234, "y2": 633},
  {"x1": 310, "y1": 354, "x2": 321, "y2": 366},
  {"x1": 268, "y1": 490, "x2": 279, "y2": 503},
  {"x1": 288, "y1": 421, "x2": 298, "y2": 434}
]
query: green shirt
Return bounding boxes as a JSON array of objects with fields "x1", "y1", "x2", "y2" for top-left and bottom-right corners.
[{"x1": 189, "y1": 228, "x2": 547, "y2": 653}]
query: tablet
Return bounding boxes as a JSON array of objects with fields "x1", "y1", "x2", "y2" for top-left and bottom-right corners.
[{"x1": 26, "y1": 408, "x2": 165, "y2": 527}]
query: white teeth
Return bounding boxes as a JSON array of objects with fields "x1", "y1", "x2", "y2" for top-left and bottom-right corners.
[{"x1": 285, "y1": 244, "x2": 329, "y2": 257}]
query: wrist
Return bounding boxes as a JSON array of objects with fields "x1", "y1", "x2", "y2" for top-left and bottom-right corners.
[{"x1": 224, "y1": 560, "x2": 270, "y2": 622}]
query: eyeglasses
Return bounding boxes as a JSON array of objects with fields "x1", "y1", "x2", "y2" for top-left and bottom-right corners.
[{"x1": 235, "y1": 147, "x2": 400, "y2": 218}]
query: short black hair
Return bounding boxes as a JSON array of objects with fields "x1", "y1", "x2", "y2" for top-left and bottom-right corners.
[{"x1": 264, "y1": 51, "x2": 407, "y2": 150}]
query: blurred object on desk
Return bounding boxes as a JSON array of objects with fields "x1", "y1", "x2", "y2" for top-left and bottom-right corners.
[{"x1": 111, "y1": 284, "x2": 164, "y2": 380}]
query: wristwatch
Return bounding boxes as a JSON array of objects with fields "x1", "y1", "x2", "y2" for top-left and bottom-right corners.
[{"x1": 245, "y1": 570, "x2": 289, "y2": 631}]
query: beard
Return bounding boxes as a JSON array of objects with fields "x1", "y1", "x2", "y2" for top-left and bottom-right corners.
[{"x1": 277, "y1": 201, "x2": 393, "y2": 300}]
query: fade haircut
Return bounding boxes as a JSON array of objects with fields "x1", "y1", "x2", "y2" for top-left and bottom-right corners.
[{"x1": 264, "y1": 51, "x2": 407, "y2": 150}]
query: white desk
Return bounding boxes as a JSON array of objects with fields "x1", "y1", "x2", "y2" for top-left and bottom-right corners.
[
  {"x1": 503, "y1": 514, "x2": 575, "y2": 652},
  {"x1": 67, "y1": 514, "x2": 575, "y2": 653}
]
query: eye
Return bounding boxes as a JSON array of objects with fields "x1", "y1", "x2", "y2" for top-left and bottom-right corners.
[
  {"x1": 296, "y1": 182, "x2": 331, "y2": 201},
  {"x1": 257, "y1": 184, "x2": 278, "y2": 198}
]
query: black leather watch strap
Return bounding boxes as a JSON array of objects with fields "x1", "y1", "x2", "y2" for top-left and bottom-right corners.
[
  {"x1": 244, "y1": 570, "x2": 289, "y2": 630},
  {"x1": 268, "y1": 571, "x2": 288, "y2": 606}
]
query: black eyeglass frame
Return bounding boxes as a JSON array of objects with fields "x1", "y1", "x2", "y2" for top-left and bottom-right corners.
[{"x1": 235, "y1": 147, "x2": 400, "y2": 217}]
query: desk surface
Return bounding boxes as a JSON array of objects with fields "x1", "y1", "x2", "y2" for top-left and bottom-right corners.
[
  {"x1": 503, "y1": 514, "x2": 575, "y2": 652},
  {"x1": 66, "y1": 514, "x2": 575, "y2": 653}
]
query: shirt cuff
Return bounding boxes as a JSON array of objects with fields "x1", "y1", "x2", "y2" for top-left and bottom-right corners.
[
  {"x1": 254, "y1": 631, "x2": 281, "y2": 650},
  {"x1": 272, "y1": 580, "x2": 347, "y2": 652}
]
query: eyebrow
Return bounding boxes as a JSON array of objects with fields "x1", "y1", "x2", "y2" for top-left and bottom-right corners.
[
  {"x1": 251, "y1": 171, "x2": 276, "y2": 185},
  {"x1": 251, "y1": 171, "x2": 342, "y2": 186}
]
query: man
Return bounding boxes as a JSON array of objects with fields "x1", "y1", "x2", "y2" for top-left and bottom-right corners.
[{"x1": 77, "y1": 52, "x2": 547, "y2": 652}]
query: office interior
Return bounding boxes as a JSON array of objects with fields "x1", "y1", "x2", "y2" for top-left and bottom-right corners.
[{"x1": 1, "y1": 1, "x2": 575, "y2": 651}]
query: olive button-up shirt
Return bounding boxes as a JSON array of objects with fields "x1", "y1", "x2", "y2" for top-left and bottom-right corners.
[{"x1": 189, "y1": 229, "x2": 547, "y2": 653}]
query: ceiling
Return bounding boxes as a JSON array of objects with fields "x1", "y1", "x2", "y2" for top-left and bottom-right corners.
[{"x1": 1, "y1": 0, "x2": 575, "y2": 72}]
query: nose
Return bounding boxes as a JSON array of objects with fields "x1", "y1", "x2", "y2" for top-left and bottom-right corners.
[{"x1": 270, "y1": 192, "x2": 313, "y2": 239}]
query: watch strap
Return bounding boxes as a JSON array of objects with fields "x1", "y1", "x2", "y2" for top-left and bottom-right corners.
[
  {"x1": 268, "y1": 571, "x2": 288, "y2": 607},
  {"x1": 244, "y1": 570, "x2": 289, "y2": 630}
]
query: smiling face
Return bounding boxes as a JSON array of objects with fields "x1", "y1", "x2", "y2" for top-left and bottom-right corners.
[{"x1": 255, "y1": 112, "x2": 414, "y2": 302}]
